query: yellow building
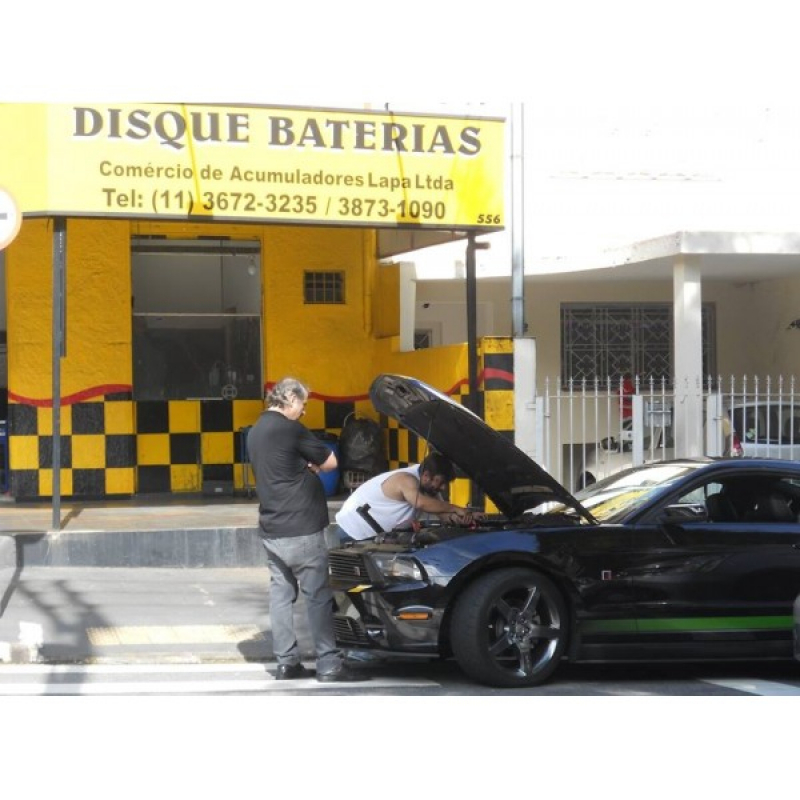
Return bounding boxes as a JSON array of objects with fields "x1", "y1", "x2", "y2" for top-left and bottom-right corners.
[{"x1": 0, "y1": 103, "x2": 510, "y2": 503}]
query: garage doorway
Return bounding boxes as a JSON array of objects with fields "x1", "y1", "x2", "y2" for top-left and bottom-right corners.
[{"x1": 131, "y1": 237, "x2": 262, "y2": 494}]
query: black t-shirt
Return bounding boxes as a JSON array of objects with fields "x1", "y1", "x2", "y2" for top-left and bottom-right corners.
[{"x1": 247, "y1": 410, "x2": 332, "y2": 538}]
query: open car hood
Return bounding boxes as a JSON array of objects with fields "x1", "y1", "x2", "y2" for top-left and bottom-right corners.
[{"x1": 369, "y1": 374, "x2": 595, "y2": 522}]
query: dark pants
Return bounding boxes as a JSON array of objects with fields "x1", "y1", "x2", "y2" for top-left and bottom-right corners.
[{"x1": 261, "y1": 530, "x2": 343, "y2": 673}]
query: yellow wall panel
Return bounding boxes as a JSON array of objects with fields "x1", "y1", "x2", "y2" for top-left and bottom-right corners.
[
  {"x1": 202, "y1": 432, "x2": 234, "y2": 464},
  {"x1": 6, "y1": 218, "x2": 131, "y2": 404},
  {"x1": 169, "y1": 401, "x2": 201, "y2": 433},
  {"x1": 37, "y1": 406, "x2": 72, "y2": 436},
  {"x1": 171, "y1": 464, "x2": 201, "y2": 492},
  {"x1": 301, "y1": 399, "x2": 325, "y2": 430},
  {"x1": 484, "y1": 390, "x2": 514, "y2": 429},
  {"x1": 233, "y1": 400, "x2": 263, "y2": 430},
  {"x1": 9, "y1": 436, "x2": 39, "y2": 470},
  {"x1": 373, "y1": 263, "x2": 399, "y2": 338},
  {"x1": 105, "y1": 468, "x2": 135, "y2": 495},
  {"x1": 450, "y1": 479, "x2": 470, "y2": 507},
  {"x1": 71, "y1": 435, "x2": 106, "y2": 469},
  {"x1": 137, "y1": 433, "x2": 170, "y2": 465},
  {"x1": 262, "y1": 226, "x2": 377, "y2": 397},
  {"x1": 39, "y1": 469, "x2": 73, "y2": 496},
  {"x1": 104, "y1": 401, "x2": 135, "y2": 435}
]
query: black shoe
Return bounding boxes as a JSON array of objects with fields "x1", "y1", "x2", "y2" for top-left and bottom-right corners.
[
  {"x1": 275, "y1": 663, "x2": 313, "y2": 681},
  {"x1": 316, "y1": 665, "x2": 370, "y2": 683}
]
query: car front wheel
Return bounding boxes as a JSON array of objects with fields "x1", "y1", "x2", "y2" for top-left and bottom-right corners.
[{"x1": 450, "y1": 568, "x2": 568, "y2": 688}]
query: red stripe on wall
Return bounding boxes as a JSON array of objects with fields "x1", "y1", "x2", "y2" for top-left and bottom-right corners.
[
  {"x1": 263, "y1": 369, "x2": 515, "y2": 405},
  {"x1": 10, "y1": 370, "x2": 515, "y2": 409},
  {"x1": 8, "y1": 384, "x2": 133, "y2": 407},
  {"x1": 482, "y1": 367, "x2": 515, "y2": 384}
]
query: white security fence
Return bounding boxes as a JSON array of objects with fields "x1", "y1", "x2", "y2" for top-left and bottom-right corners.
[{"x1": 532, "y1": 376, "x2": 800, "y2": 494}]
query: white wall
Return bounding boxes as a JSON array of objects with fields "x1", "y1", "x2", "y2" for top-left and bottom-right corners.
[
  {"x1": 415, "y1": 296, "x2": 495, "y2": 346},
  {"x1": 415, "y1": 274, "x2": 776, "y2": 381},
  {"x1": 751, "y1": 276, "x2": 800, "y2": 378},
  {"x1": 410, "y1": 105, "x2": 800, "y2": 281}
]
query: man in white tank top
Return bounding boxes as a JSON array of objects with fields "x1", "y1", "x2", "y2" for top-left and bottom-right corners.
[{"x1": 329, "y1": 452, "x2": 482, "y2": 543}]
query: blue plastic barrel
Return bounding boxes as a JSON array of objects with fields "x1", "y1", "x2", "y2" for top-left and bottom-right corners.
[{"x1": 318, "y1": 442, "x2": 340, "y2": 497}]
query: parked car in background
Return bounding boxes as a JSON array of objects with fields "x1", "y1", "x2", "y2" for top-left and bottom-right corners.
[
  {"x1": 576, "y1": 399, "x2": 800, "y2": 489},
  {"x1": 576, "y1": 417, "x2": 674, "y2": 489},
  {"x1": 727, "y1": 400, "x2": 800, "y2": 459},
  {"x1": 328, "y1": 374, "x2": 800, "y2": 688}
]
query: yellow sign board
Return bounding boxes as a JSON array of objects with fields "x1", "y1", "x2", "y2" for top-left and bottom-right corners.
[{"x1": 0, "y1": 103, "x2": 506, "y2": 230}]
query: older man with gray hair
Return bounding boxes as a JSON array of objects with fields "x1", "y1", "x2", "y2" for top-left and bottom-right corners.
[{"x1": 247, "y1": 376, "x2": 365, "y2": 683}]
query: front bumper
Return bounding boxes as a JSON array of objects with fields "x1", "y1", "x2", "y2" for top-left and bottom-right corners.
[{"x1": 329, "y1": 547, "x2": 444, "y2": 655}]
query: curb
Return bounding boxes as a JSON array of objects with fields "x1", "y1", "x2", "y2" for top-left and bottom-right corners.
[{"x1": 2, "y1": 527, "x2": 268, "y2": 568}]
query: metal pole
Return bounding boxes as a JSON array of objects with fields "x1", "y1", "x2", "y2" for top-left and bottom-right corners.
[
  {"x1": 465, "y1": 232, "x2": 490, "y2": 509},
  {"x1": 51, "y1": 217, "x2": 66, "y2": 531},
  {"x1": 465, "y1": 232, "x2": 480, "y2": 419},
  {"x1": 510, "y1": 102, "x2": 527, "y2": 337}
]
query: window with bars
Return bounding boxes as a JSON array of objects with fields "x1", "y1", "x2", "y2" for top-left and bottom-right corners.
[
  {"x1": 304, "y1": 271, "x2": 345, "y2": 304},
  {"x1": 414, "y1": 329, "x2": 433, "y2": 350},
  {"x1": 560, "y1": 302, "x2": 716, "y2": 386}
]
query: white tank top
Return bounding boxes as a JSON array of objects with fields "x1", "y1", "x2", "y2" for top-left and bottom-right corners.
[{"x1": 335, "y1": 465, "x2": 422, "y2": 540}]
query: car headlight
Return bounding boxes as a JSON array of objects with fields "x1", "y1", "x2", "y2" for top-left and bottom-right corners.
[{"x1": 370, "y1": 553, "x2": 426, "y2": 582}]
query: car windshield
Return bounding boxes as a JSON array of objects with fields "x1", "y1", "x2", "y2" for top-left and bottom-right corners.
[{"x1": 573, "y1": 462, "x2": 703, "y2": 522}]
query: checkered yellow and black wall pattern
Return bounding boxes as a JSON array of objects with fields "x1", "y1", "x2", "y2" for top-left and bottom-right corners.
[
  {"x1": 133, "y1": 399, "x2": 262, "y2": 494},
  {"x1": 5, "y1": 342, "x2": 516, "y2": 501},
  {"x1": 135, "y1": 395, "x2": 366, "y2": 494},
  {"x1": 8, "y1": 391, "x2": 137, "y2": 498},
  {"x1": 6, "y1": 391, "x2": 368, "y2": 499}
]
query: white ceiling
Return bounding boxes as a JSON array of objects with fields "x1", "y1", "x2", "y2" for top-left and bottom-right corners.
[{"x1": 525, "y1": 231, "x2": 800, "y2": 284}]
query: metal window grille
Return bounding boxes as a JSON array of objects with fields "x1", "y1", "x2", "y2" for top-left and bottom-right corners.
[
  {"x1": 414, "y1": 329, "x2": 433, "y2": 350},
  {"x1": 560, "y1": 302, "x2": 716, "y2": 387},
  {"x1": 304, "y1": 271, "x2": 345, "y2": 304}
]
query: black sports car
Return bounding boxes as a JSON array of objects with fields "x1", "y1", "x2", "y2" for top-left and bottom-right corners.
[{"x1": 329, "y1": 374, "x2": 800, "y2": 687}]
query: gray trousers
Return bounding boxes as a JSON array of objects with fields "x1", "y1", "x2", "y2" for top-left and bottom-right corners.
[{"x1": 261, "y1": 530, "x2": 343, "y2": 673}]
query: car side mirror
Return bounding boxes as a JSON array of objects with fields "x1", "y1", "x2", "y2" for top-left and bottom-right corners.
[
  {"x1": 659, "y1": 503, "x2": 708, "y2": 523},
  {"x1": 600, "y1": 436, "x2": 616, "y2": 451}
]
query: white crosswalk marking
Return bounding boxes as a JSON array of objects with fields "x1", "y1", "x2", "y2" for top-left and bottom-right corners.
[
  {"x1": 701, "y1": 678, "x2": 800, "y2": 696},
  {"x1": 0, "y1": 663, "x2": 438, "y2": 695}
]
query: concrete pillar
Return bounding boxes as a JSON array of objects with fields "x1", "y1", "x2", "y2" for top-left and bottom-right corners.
[
  {"x1": 514, "y1": 337, "x2": 537, "y2": 460},
  {"x1": 398, "y1": 260, "x2": 417, "y2": 352},
  {"x1": 673, "y1": 255, "x2": 704, "y2": 457}
]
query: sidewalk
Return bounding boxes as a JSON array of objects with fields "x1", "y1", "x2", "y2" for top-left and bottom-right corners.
[
  {"x1": 0, "y1": 566, "x2": 286, "y2": 665},
  {"x1": 0, "y1": 494, "x2": 345, "y2": 567},
  {"x1": 0, "y1": 494, "x2": 345, "y2": 664}
]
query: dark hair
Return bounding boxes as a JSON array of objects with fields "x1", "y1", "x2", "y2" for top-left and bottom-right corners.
[{"x1": 420, "y1": 452, "x2": 455, "y2": 482}]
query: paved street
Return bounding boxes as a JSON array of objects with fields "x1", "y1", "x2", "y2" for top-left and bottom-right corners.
[
  {"x1": 1, "y1": 658, "x2": 799, "y2": 696},
  {"x1": 2, "y1": 564, "x2": 800, "y2": 694}
]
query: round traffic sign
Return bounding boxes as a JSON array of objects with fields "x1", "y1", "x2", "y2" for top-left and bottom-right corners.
[{"x1": 0, "y1": 186, "x2": 22, "y2": 250}]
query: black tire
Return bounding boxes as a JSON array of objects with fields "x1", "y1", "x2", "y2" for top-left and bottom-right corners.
[
  {"x1": 450, "y1": 568, "x2": 568, "y2": 688},
  {"x1": 577, "y1": 472, "x2": 596, "y2": 491}
]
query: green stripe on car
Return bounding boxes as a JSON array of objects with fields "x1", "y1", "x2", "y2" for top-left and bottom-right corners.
[{"x1": 582, "y1": 616, "x2": 793, "y2": 634}]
